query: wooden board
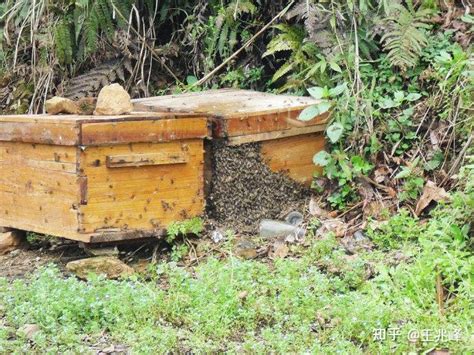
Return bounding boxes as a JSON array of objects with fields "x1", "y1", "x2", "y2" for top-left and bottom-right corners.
[
  {"x1": 260, "y1": 133, "x2": 325, "y2": 185},
  {"x1": 227, "y1": 123, "x2": 326, "y2": 145},
  {"x1": 78, "y1": 140, "x2": 205, "y2": 234},
  {"x1": 0, "y1": 113, "x2": 209, "y2": 146},
  {"x1": 133, "y1": 89, "x2": 319, "y2": 116},
  {"x1": 80, "y1": 117, "x2": 209, "y2": 145},
  {"x1": 0, "y1": 119, "x2": 79, "y2": 145},
  {"x1": 132, "y1": 89, "x2": 329, "y2": 137},
  {"x1": 106, "y1": 152, "x2": 188, "y2": 168},
  {"x1": 0, "y1": 142, "x2": 84, "y2": 240}
]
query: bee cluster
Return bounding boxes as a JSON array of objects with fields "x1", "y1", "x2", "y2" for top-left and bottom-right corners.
[{"x1": 207, "y1": 141, "x2": 310, "y2": 231}]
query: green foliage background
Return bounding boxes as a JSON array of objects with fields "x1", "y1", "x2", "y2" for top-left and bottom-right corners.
[{"x1": 0, "y1": 1, "x2": 472, "y2": 352}]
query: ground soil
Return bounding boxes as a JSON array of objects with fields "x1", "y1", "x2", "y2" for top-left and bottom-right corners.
[
  {"x1": 0, "y1": 241, "x2": 86, "y2": 279},
  {"x1": 0, "y1": 238, "x2": 172, "y2": 281}
]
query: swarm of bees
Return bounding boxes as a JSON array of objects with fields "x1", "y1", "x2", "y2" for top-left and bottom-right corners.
[{"x1": 207, "y1": 141, "x2": 309, "y2": 231}]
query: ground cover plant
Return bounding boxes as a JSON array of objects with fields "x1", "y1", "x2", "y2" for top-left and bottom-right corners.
[
  {"x1": 0, "y1": 173, "x2": 472, "y2": 352},
  {"x1": 0, "y1": 0, "x2": 472, "y2": 353}
]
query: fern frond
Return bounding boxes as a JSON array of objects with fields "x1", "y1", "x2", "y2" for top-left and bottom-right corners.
[
  {"x1": 380, "y1": 4, "x2": 432, "y2": 70},
  {"x1": 271, "y1": 61, "x2": 296, "y2": 83},
  {"x1": 96, "y1": 0, "x2": 114, "y2": 38},
  {"x1": 55, "y1": 19, "x2": 73, "y2": 64},
  {"x1": 228, "y1": 28, "x2": 237, "y2": 51},
  {"x1": 218, "y1": 22, "x2": 229, "y2": 57},
  {"x1": 263, "y1": 24, "x2": 305, "y2": 57},
  {"x1": 80, "y1": 5, "x2": 100, "y2": 58},
  {"x1": 225, "y1": 0, "x2": 256, "y2": 20},
  {"x1": 301, "y1": 42, "x2": 318, "y2": 57}
]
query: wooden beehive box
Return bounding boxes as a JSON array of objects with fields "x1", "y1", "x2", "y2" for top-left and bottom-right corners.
[
  {"x1": 133, "y1": 89, "x2": 329, "y2": 185},
  {"x1": 0, "y1": 113, "x2": 208, "y2": 243}
]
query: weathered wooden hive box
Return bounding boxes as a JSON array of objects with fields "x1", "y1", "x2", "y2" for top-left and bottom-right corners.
[
  {"x1": 134, "y1": 89, "x2": 329, "y2": 227},
  {"x1": 0, "y1": 113, "x2": 208, "y2": 243},
  {"x1": 134, "y1": 89, "x2": 329, "y2": 185}
]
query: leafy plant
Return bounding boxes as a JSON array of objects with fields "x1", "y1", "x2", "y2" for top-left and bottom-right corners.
[
  {"x1": 380, "y1": 3, "x2": 432, "y2": 70},
  {"x1": 378, "y1": 91, "x2": 422, "y2": 109},
  {"x1": 220, "y1": 66, "x2": 263, "y2": 88},
  {"x1": 263, "y1": 24, "x2": 335, "y2": 92},
  {"x1": 166, "y1": 217, "x2": 204, "y2": 243},
  {"x1": 394, "y1": 158, "x2": 425, "y2": 202},
  {"x1": 384, "y1": 107, "x2": 419, "y2": 155},
  {"x1": 170, "y1": 244, "x2": 189, "y2": 262},
  {"x1": 313, "y1": 150, "x2": 373, "y2": 209},
  {"x1": 367, "y1": 209, "x2": 422, "y2": 249},
  {"x1": 298, "y1": 83, "x2": 347, "y2": 127}
]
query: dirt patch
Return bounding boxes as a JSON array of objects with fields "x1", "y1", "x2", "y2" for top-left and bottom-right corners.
[
  {"x1": 0, "y1": 242, "x2": 86, "y2": 280},
  {"x1": 207, "y1": 141, "x2": 311, "y2": 232}
]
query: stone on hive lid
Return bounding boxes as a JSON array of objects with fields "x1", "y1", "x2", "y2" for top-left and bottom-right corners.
[
  {"x1": 45, "y1": 96, "x2": 80, "y2": 115},
  {"x1": 94, "y1": 83, "x2": 133, "y2": 115}
]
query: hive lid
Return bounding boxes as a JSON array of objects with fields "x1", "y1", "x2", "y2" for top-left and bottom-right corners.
[
  {"x1": 0, "y1": 112, "x2": 208, "y2": 146},
  {"x1": 132, "y1": 89, "x2": 329, "y2": 139}
]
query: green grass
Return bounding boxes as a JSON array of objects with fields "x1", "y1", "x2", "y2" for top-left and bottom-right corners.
[{"x1": 0, "y1": 184, "x2": 472, "y2": 353}]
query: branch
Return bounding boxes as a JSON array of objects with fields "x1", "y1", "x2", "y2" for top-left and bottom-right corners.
[{"x1": 187, "y1": 1, "x2": 296, "y2": 90}]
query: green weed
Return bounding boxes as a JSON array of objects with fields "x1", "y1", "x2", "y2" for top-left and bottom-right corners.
[
  {"x1": 1, "y1": 187, "x2": 472, "y2": 353},
  {"x1": 166, "y1": 217, "x2": 204, "y2": 243}
]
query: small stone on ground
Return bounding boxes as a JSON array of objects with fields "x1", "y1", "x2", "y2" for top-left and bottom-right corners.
[
  {"x1": 66, "y1": 256, "x2": 134, "y2": 280},
  {"x1": 18, "y1": 324, "x2": 40, "y2": 340},
  {"x1": 0, "y1": 230, "x2": 25, "y2": 255}
]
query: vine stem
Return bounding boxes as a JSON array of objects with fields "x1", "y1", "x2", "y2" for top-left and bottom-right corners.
[
  {"x1": 188, "y1": 1, "x2": 296, "y2": 90},
  {"x1": 351, "y1": 12, "x2": 365, "y2": 133}
]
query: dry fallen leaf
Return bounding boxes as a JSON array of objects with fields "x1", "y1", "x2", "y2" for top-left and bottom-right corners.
[
  {"x1": 430, "y1": 130, "x2": 440, "y2": 148},
  {"x1": 308, "y1": 198, "x2": 330, "y2": 218},
  {"x1": 358, "y1": 178, "x2": 375, "y2": 206},
  {"x1": 363, "y1": 200, "x2": 386, "y2": 220},
  {"x1": 374, "y1": 165, "x2": 390, "y2": 183},
  {"x1": 317, "y1": 219, "x2": 347, "y2": 238},
  {"x1": 101, "y1": 345, "x2": 115, "y2": 354},
  {"x1": 415, "y1": 180, "x2": 450, "y2": 215},
  {"x1": 369, "y1": 220, "x2": 389, "y2": 230},
  {"x1": 271, "y1": 240, "x2": 289, "y2": 259},
  {"x1": 386, "y1": 187, "x2": 397, "y2": 198},
  {"x1": 18, "y1": 324, "x2": 40, "y2": 340}
]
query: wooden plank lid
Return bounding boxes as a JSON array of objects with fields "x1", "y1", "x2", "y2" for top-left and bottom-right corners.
[
  {"x1": 132, "y1": 89, "x2": 329, "y2": 138},
  {"x1": 0, "y1": 112, "x2": 209, "y2": 146}
]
